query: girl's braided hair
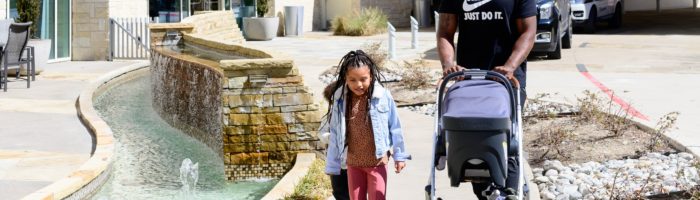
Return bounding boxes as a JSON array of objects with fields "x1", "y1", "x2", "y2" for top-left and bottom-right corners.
[{"x1": 324, "y1": 50, "x2": 384, "y2": 124}]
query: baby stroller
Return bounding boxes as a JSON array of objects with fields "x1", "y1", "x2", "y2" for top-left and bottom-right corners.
[{"x1": 425, "y1": 69, "x2": 524, "y2": 200}]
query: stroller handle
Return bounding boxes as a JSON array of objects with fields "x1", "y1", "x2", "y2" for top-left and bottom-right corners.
[{"x1": 437, "y1": 69, "x2": 519, "y2": 124}]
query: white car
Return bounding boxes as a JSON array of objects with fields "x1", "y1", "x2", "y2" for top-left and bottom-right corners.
[{"x1": 570, "y1": 0, "x2": 623, "y2": 32}]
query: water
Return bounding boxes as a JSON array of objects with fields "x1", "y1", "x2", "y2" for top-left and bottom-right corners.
[
  {"x1": 155, "y1": 43, "x2": 248, "y2": 62},
  {"x1": 179, "y1": 158, "x2": 199, "y2": 197},
  {"x1": 91, "y1": 73, "x2": 277, "y2": 200}
]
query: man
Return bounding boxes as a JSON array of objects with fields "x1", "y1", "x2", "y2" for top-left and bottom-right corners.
[{"x1": 436, "y1": 0, "x2": 537, "y2": 199}]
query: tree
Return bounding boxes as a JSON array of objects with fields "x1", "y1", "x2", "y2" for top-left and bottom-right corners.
[{"x1": 16, "y1": 0, "x2": 41, "y2": 38}]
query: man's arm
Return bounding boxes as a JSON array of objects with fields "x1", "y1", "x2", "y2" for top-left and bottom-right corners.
[
  {"x1": 494, "y1": 16, "x2": 537, "y2": 81},
  {"x1": 437, "y1": 13, "x2": 460, "y2": 75}
]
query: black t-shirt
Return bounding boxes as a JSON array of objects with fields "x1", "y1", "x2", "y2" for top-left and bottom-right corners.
[{"x1": 439, "y1": 0, "x2": 536, "y2": 88}]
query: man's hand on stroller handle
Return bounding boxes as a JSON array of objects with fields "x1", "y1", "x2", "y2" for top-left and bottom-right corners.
[
  {"x1": 442, "y1": 64, "x2": 465, "y2": 77},
  {"x1": 438, "y1": 65, "x2": 521, "y2": 88},
  {"x1": 493, "y1": 65, "x2": 520, "y2": 88}
]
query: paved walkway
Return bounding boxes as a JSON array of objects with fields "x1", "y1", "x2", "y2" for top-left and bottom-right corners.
[
  {"x1": 245, "y1": 31, "x2": 507, "y2": 199},
  {"x1": 0, "y1": 61, "x2": 136, "y2": 200},
  {"x1": 2, "y1": 9, "x2": 699, "y2": 200},
  {"x1": 246, "y1": 10, "x2": 700, "y2": 198}
]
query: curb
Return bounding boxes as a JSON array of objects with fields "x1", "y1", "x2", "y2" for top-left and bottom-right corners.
[
  {"x1": 21, "y1": 61, "x2": 150, "y2": 200},
  {"x1": 261, "y1": 153, "x2": 317, "y2": 200}
]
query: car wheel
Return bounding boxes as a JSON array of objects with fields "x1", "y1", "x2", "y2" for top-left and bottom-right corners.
[
  {"x1": 562, "y1": 18, "x2": 572, "y2": 49},
  {"x1": 548, "y1": 35, "x2": 562, "y2": 59},
  {"x1": 584, "y1": 8, "x2": 597, "y2": 33},
  {"x1": 609, "y1": 3, "x2": 623, "y2": 28}
]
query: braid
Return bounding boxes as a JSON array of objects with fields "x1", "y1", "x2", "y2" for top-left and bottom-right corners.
[{"x1": 324, "y1": 50, "x2": 384, "y2": 124}]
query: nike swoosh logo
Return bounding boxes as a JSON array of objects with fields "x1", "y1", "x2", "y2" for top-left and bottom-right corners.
[{"x1": 463, "y1": 0, "x2": 492, "y2": 12}]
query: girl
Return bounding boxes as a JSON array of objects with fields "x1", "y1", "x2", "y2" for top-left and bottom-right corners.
[
  {"x1": 319, "y1": 80, "x2": 350, "y2": 200},
  {"x1": 324, "y1": 50, "x2": 411, "y2": 200}
]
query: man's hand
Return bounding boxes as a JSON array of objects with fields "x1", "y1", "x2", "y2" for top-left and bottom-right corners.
[
  {"x1": 493, "y1": 65, "x2": 516, "y2": 78},
  {"x1": 394, "y1": 161, "x2": 406, "y2": 173},
  {"x1": 493, "y1": 65, "x2": 520, "y2": 88},
  {"x1": 443, "y1": 64, "x2": 465, "y2": 77}
]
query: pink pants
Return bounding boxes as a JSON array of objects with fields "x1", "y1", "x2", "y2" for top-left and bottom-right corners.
[{"x1": 347, "y1": 164, "x2": 388, "y2": 200}]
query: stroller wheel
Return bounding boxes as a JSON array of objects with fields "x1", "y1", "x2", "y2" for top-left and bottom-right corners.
[{"x1": 435, "y1": 156, "x2": 446, "y2": 171}]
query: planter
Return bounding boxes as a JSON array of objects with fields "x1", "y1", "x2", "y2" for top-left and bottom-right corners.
[
  {"x1": 27, "y1": 39, "x2": 51, "y2": 74},
  {"x1": 7, "y1": 39, "x2": 51, "y2": 76},
  {"x1": 242, "y1": 17, "x2": 279, "y2": 41}
]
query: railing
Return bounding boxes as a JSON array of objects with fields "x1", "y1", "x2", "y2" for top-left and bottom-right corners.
[{"x1": 109, "y1": 17, "x2": 150, "y2": 60}]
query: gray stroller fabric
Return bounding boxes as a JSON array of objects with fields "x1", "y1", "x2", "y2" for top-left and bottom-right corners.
[{"x1": 443, "y1": 80, "x2": 511, "y2": 119}]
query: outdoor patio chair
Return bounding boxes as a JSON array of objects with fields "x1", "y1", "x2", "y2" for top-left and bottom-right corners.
[{"x1": 0, "y1": 22, "x2": 34, "y2": 92}]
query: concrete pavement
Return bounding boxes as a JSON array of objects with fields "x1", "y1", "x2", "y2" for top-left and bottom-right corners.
[
  {"x1": 0, "y1": 61, "x2": 136, "y2": 199},
  {"x1": 1, "y1": 9, "x2": 699, "y2": 200},
  {"x1": 246, "y1": 9, "x2": 700, "y2": 199}
]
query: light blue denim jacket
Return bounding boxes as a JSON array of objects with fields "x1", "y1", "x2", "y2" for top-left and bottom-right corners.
[{"x1": 323, "y1": 83, "x2": 411, "y2": 175}]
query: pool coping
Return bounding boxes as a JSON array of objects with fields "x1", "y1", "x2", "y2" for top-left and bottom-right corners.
[{"x1": 22, "y1": 61, "x2": 150, "y2": 200}]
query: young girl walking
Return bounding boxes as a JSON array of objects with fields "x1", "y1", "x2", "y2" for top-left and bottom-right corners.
[{"x1": 324, "y1": 50, "x2": 411, "y2": 200}]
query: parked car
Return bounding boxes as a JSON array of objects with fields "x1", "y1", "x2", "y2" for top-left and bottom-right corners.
[
  {"x1": 571, "y1": 0, "x2": 624, "y2": 32},
  {"x1": 532, "y1": 0, "x2": 572, "y2": 59}
]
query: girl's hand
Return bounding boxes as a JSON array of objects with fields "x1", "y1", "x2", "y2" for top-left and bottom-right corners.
[{"x1": 394, "y1": 161, "x2": 406, "y2": 173}]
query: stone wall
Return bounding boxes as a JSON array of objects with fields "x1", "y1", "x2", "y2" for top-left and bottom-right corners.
[
  {"x1": 149, "y1": 11, "x2": 323, "y2": 181},
  {"x1": 72, "y1": 0, "x2": 110, "y2": 61},
  {"x1": 323, "y1": 0, "x2": 413, "y2": 28},
  {"x1": 361, "y1": 0, "x2": 413, "y2": 27},
  {"x1": 221, "y1": 59, "x2": 323, "y2": 180},
  {"x1": 181, "y1": 11, "x2": 245, "y2": 45}
]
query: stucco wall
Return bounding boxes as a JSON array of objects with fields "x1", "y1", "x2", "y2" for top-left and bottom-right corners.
[{"x1": 109, "y1": 0, "x2": 148, "y2": 18}]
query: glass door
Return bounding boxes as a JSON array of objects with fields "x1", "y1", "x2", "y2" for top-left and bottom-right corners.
[
  {"x1": 181, "y1": 0, "x2": 190, "y2": 19},
  {"x1": 8, "y1": 0, "x2": 71, "y2": 61},
  {"x1": 56, "y1": 0, "x2": 70, "y2": 59}
]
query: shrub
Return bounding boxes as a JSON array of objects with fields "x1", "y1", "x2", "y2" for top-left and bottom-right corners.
[
  {"x1": 17, "y1": 0, "x2": 40, "y2": 38},
  {"x1": 576, "y1": 90, "x2": 632, "y2": 137},
  {"x1": 648, "y1": 111, "x2": 679, "y2": 151},
  {"x1": 401, "y1": 59, "x2": 432, "y2": 89},
  {"x1": 362, "y1": 42, "x2": 387, "y2": 70},
  {"x1": 332, "y1": 7, "x2": 388, "y2": 36},
  {"x1": 256, "y1": 0, "x2": 269, "y2": 17}
]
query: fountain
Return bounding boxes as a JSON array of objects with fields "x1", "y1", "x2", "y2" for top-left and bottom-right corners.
[
  {"x1": 85, "y1": 10, "x2": 324, "y2": 199},
  {"x1": 179, "y1": 158, "x2": 199, "y2": 198},
  {"x1": 148, "y1": 10, "x2": 324, "y2": 182}
]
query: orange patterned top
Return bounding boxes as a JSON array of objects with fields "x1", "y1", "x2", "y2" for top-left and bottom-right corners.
[{"x1": 346, "y1": 93, "x2": 389, "y2": 167}]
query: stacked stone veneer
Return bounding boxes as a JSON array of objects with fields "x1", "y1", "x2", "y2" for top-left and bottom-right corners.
[
  {"x1": 221, "y1": 59, "x2": 322, "y2": 180},
  {"x1": 149, "y1": 11, "x2": 322, "y2": 181}
]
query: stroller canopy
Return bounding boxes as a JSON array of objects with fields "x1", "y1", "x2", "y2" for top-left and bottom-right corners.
[{"x1": 442, "y1": 80, "x2": 511, "y2": 119}]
